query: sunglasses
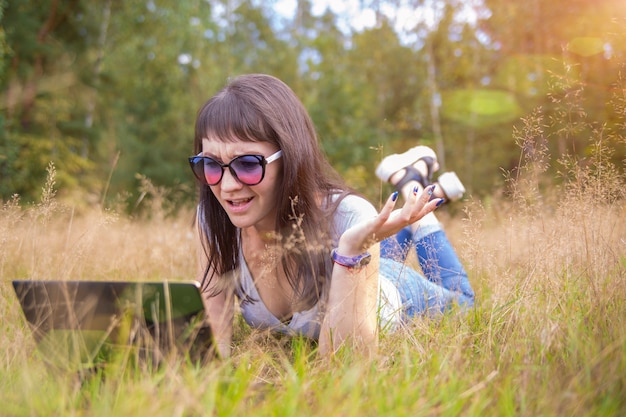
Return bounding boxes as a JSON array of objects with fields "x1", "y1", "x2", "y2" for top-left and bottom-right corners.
[{"x1": 188, "y1": 150, "x2": 283, "y2": 186}]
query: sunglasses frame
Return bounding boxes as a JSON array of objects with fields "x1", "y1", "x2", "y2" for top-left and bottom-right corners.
[{"x1": 189, "y1": 150, "x2": 283, "y2": 186}]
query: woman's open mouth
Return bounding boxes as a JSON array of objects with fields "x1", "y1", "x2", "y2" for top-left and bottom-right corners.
[{"x1": 226, "y1": 197, "x2": 254, "y2": 212}]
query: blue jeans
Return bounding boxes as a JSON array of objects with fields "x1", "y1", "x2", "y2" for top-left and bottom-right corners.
[{"x1": 380, "y1": 224, "x2": 475, "y2": 319}]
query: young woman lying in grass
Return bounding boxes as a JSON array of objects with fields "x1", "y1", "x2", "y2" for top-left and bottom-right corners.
[{"x1": 188, "y1": 74, "x2": 474, "y2": 358}]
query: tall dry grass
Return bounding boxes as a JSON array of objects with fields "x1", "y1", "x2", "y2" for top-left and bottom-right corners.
[{"x1": 1, "y1": 79, "x2": 625, "y2": 415}]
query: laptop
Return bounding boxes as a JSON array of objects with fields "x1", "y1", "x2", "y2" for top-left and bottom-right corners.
[{"x1": 12, "y1": 279, "x2": 213, "y2": 371}]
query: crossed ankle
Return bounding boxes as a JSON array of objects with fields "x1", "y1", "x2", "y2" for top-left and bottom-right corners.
[
  {"x1": 389, "y1": 160, "x2": 429, "y2": 186},
  {"x1": 391, "y1": 158, "x2": 437, "y2": 192}
]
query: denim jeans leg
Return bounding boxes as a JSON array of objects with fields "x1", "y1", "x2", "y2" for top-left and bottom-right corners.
[
  {"x1": 380, "y1": 223, "x2": 475, "y2": 320},
  {"x1": 414, "y1": 228, "x2": 475, "y2": 307},
  {"x1": 380, "y1": 227, "x2": 413, "y2": 262},
  {"x1": 380, "y1": 258, "x2": 462, "y2": 318}
]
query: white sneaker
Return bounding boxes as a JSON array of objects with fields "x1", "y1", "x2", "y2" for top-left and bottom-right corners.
[
  {"x1": 375, "y1": 146, "x2": 438, "y2": 187},
  {"x1": 437, "y1": 172, "x2": 466, "y2": 201}
]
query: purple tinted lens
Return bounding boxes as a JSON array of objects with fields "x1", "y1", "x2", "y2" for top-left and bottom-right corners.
[
  {"x1": 189, "y1": 157, "x2": 209, "y2": 184},
  {"x1": 203, "y1": 158, "x2": 224, "y2": 185},
  {"x1": 230, "y1": 155, "x2": 264, "y2": 185}
]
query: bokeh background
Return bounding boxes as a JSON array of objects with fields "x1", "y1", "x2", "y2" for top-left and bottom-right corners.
[{"x1": 1, "y1": 0, "x2": 625, "y2": 210}]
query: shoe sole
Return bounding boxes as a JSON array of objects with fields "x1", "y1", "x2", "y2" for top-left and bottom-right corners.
[
  {"x1": 438, "y1": 172, "x2": 465, "y2": 201},
  {"x1": 375, "y1": 146, "x2": 437, "y2": 183}
]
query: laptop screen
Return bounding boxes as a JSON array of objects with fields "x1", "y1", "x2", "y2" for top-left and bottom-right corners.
[{"x1": 12, "y1": 280, "x2": 212, "y2": 369}]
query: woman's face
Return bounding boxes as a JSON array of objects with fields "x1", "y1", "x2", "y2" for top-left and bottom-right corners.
[{"x1": 202, "y1": 137, "x2": 283, "y2": 232}]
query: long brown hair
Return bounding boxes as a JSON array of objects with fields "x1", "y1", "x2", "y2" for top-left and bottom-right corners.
[{"x1": 193, "y1": 74, "x2": 353, "y2": 309}]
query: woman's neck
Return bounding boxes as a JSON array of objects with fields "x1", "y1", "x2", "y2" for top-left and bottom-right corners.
[{"x1": 241, "y1": 225, "x2": 278, "y2": 247}]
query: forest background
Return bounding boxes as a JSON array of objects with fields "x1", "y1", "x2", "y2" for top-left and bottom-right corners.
[{"x1": 1, "y1": 0, "x2": 625, "y2": 210}]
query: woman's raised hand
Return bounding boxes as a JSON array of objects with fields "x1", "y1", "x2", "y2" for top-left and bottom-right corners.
[{"x1": 337, "y1": 186, "x2": 443, "y2": 255}]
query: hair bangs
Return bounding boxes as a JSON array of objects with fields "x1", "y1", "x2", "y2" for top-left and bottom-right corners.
[{"x1": 196, "y1": 90, "x2": 276, "y2": 147}]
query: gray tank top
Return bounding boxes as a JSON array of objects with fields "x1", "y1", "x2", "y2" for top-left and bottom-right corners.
[{"x1": 235, "y1": 194, "x2": 402, "y2": 338}]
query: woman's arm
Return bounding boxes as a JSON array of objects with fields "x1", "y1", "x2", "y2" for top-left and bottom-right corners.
[
  {"x1": 196, "y1": 231, "x2": 234, "y2": 359},
  {"x1": 319, "y1": 186, "x2": 442, "y2": 355},
  {"x1": 319, "y1": 244, "x2": 381, "y2": 356}
]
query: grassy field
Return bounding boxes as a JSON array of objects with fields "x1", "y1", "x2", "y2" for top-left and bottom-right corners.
[{"x1": 1, "y1": 151, "x2": 625, "y2": 417}]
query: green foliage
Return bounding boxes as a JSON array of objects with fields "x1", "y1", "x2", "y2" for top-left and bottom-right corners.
[
  {"x1": 0, "y1": 0, "x2": 8, "y2": 77},
  {"x1": 0, "y1": 0, "x2": 624, "y2": 208},
  {"x1": 440, "y1": 89, "x2": 522, "y2": 127}
]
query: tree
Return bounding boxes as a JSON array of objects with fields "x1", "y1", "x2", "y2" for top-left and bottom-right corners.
[{"x1": 0, "y1": 0, "x2": 96, "y2": 201}]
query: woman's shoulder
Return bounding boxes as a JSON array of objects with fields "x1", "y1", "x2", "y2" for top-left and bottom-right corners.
[
  {"x1": 330, "y1": 191, "x2": 378, "y2": 233},
  {"x1": 335, "y1": 192, "x2": 377, "y2": 214}
]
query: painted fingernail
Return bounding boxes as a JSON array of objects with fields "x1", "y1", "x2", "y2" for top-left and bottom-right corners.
[
  {"x1": 391, "y1": 191, "x2": 399, "y2": 201},
  {"x1": 436, "y1": 198, "x2": 445, "y2": 207},
  {"x1": 427, "y1": 185, "x2": 436, "y2": 196},
  {"x1": 413, "y1": 186, "x2": 419, "y2": 195}
]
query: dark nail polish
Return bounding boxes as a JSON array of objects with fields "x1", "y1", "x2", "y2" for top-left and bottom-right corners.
[
  {"x1": 436, "y1": 198, "x2": 445, "y2": 207},
  {"x1": 391, "y1": 191, "x2": 399, "y2": 201}
]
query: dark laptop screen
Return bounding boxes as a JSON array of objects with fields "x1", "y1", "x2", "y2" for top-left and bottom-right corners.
[{"x1": 12, "y1": 280, "x2": 212, "y2": 369}]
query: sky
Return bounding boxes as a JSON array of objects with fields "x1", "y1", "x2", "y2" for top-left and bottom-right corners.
[
  {"x1": 272, "y1": 0, "x2": 481, "y2": 39},
  {"x1": 274, "y1": 0, "x2": 377, "y2": 31},
  {"x1": 271, "y1": 0, "x2": 442, "y2": 36}
]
